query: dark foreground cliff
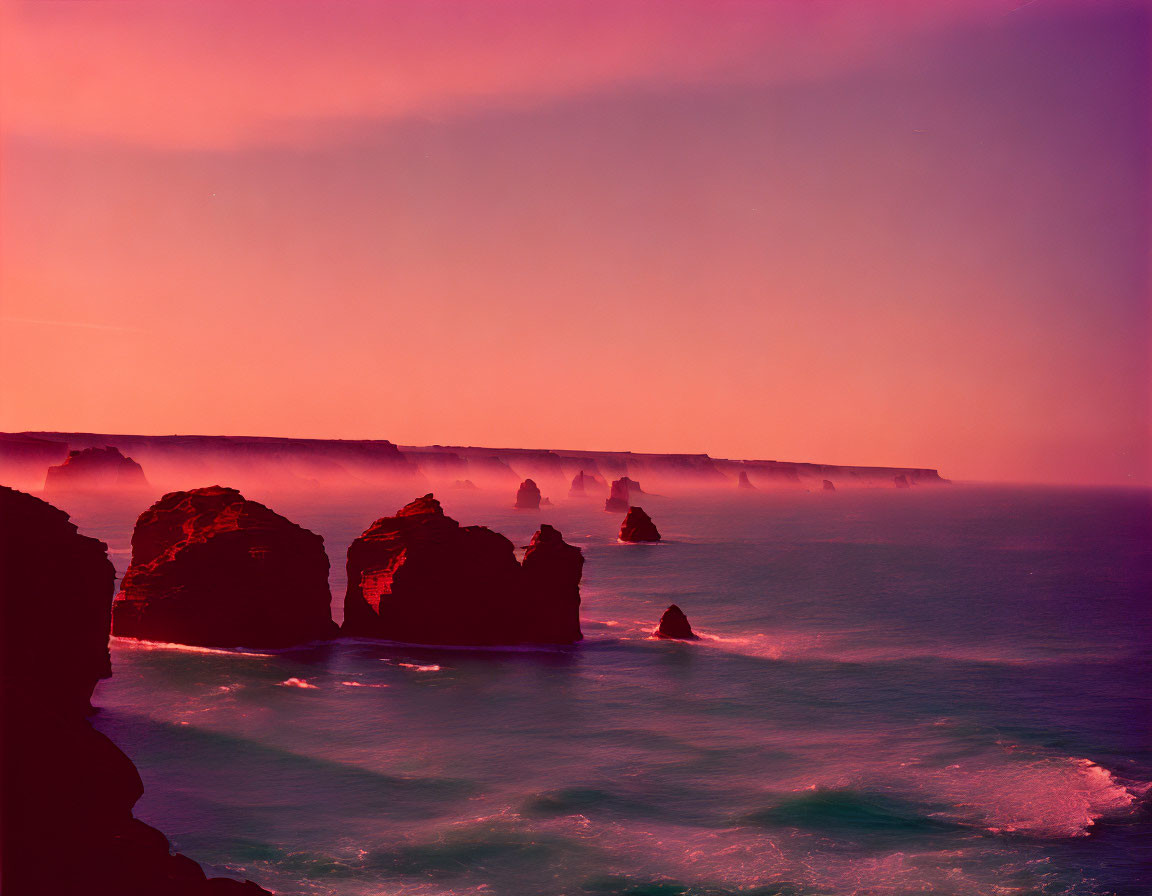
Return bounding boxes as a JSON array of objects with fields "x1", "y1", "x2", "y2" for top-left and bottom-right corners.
[
  {"x1": 0, "y1": 485, "x2": 270, "y2": 895},
  {"x1": 114, "y1": 486, "x2": 336, "y2": 648},
  {"x1": 343, "y1": 494, "x2": 583, "y2": 645}
]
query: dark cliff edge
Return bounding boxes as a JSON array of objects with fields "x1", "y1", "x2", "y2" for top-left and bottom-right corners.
[{"x1": 0, "y1": 485, "x2": 271, "y2": 896}]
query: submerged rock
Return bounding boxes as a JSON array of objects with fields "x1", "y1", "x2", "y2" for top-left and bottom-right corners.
[
  {"x1": 619, "y1": 506, "x2": 661, "y2": 543},
  {"x1": 655, "y1": 604, "x2": 698, "y2": 640},
  {"x1": 342, "y1": 494, "x2": 583, "y2": 645},
  {"x1": 738, "y1": 471, "x2": 755, "y2": 490},
  {"x1": 823, "y1": 479, "x2": 836, "y2": 492},
  {"x1": 0, "y1": 486, "x2": 271, "y2": 895},
  {"x1": 893, "y1": 474, "x2": 910, "y2": 489},
  {"x1": 604, "y1": 476, "x2": 643, "y2": 513},
  {"x1": 515, "y1": 478, "x2": 542, "y2": 509},
  {"x1": 44, "y1": 446, "x2": 149, "y2": 495},
  {"x1": 113, "y1": 486, "x2": 336, "y2": 648}
]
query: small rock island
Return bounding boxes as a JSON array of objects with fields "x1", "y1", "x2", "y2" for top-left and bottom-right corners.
[{"x1": 619, "y1": 506, "x2": 661, "y2": 543}]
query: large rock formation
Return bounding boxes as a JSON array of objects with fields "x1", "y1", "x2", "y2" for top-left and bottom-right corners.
[
  {"x1": 737, "y1": 471, "x2": 755, "y2": 490},
  {"x1": 514, "y1": 478, "x2": 542, "y2": 509},
  {"x1": 604, "y1": 476, "x2": 644, "y2": 512},
  {"x1": 0, "y1": 486, "x2": 270, "y2": 895},
  {"x1": 342, "y1": 494, "x2": 583, "y2": 645},
  {"x1": 113, "y1": 486, "x2": 336, "y2": 648},
  {"x1": 44, "y1": 446, "x2": 149, "y2": 495},
  {"x1": 568, "y1": 469, "x2": 604, "y2": 498},
  {"x1": 655, "y1": 604, "x2": 698, "y2": 640},
  {"x1": 619, "y1": 506, "x2": 661, "y2": 543}
]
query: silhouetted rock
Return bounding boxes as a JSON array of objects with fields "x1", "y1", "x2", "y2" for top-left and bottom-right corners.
[
  {"x1": 452, "y1": 479, "x2": 478, "y2": 490},
  {"x1": 0, "y1": 486, "x2": 114, "y2": 716},
  {"x1": 738, "y1": 471, "x2": 755, "y2": 490},
  {"x1": 113, "y1": 486, "x2": 336, "y2": 648},
  {"x1": 520, "y1": 524, "x2": 585, "y2": 643},
  {"x1": 822, "y1": 479, "x2": 836, "y2": 492},
  {"x1": 515, "y1": 478, "x2": 542, "y2": 509},
  {"x1": 44, "y1": 446, "x2": 149, "y2": 495},
  {"x1": 604, "y1": 476, "x2": 644, "y2": 512},
  {"x1": 0, "y1": 486, "x2": 271, "y2": 896},
  {"x1": 655, "y1": 604, "x2": 698, "y2": 640},
  {"x1": 894, "y1": 474, "x2": 910, "y2": 489},
  {"x1": 619, "y1": 506, "x2": 661, "y2": 543},
  {"x1": 342, "y1": 494, "x2": 583, "y2": 645},
  {"x1": 541, "y1": 497, "x2": 553, "y2": 506}
]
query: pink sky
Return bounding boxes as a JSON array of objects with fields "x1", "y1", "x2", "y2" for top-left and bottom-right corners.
[{"x1": 1, "y1": 0, "x2": 1148, "y2": 484}]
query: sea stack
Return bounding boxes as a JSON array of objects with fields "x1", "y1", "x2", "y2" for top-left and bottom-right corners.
[
  {"x1": 342, "y1": 494, "x2": 583, "y2": 645},
  {"x1": 655, "y1": 604, "x2": 698, "y2": 640},
  {"x1": 0, "y1": 486, "x2": 271, "y2": 895},
  {"x1": 44, "y1": 446, "x2": 149, "y2": 495},
  {"x1": 822, "y1": 479, "x2": 836, "y2": 491},
  {"x1": 112, "y1": 486, "x2": 336, "y2": 648},
  {"x1": 604, "y1": 476, "x2": 643, "y2": 512},
  {"x1": 619, "y1": 506, "x2": 661, "y2": 543},
  {"x1": 893, "y1": 474, "x2": 911, "y2": 489},
  {"x1": 515, "y1": 478, "x2": 542, "y2": 509},
  {"x1": 568, "y1": 470, "x2": 599, "y2": 497},
  {"x1": 738, "y1": 471, "x2": 755, "y2": 490}
]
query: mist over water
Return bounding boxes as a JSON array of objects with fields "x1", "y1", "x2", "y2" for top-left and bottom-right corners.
[{"x1": 66, "y1": 484, "x2": 1150, "y2": 896}]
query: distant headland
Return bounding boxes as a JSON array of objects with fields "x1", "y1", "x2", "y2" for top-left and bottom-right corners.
[{"x1": 0, "y1": 431, "x2": 948, "y2": 495}]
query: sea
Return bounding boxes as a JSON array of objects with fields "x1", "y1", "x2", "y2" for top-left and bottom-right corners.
[{"x1": 59, "y1": 483, "x2": 1150, "y2": 896}]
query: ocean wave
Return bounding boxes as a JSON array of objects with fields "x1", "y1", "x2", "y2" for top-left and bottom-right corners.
[
  {"x1": 279, "y1": 677, "x2": 319, "y2": 689},
  {"x1": 110, "y1": 636, "x2": 278, "y2": 657}
]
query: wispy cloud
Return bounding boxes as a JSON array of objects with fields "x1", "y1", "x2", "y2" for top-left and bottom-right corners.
[
  {"x1": 0, "y1": 0, "x2": 1048, "y2": 151},
  {"x1": 1, "y1": 316, "x2": 144, "y2": 333}
]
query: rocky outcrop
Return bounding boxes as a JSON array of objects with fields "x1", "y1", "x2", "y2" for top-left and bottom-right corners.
[
  {"x1": 452, "y1": 479, "x2": 478, "y2": 490},
  {"x1": 604, "y1": 477, "x2": 644, "y2": 512},
  {"x1": 515, "y1": 478, "x2": 542, "y2": 510},
  {"x1": 44, "y1": 446, "x2": 149, "y2": 495},
  {"x1": 738, "y1": 471, "x2": 755, "y2": 490},
  {"x1": 0, "y1": 486, "x2": 115, "y2": 716},
  {"x1": 520, "y1": 524, "x2": 584, "y2": 643},
  {"x1": 822, "y1": 479, "x2": 836, "y2": 491},
  {"x1": 113, "y1": 486, "x2": 336, "y2": 648},
  {"x1": 568, "y1": 469, "x2": 604, "y2": 497},
  {"x1": 655, "y1": 604, "x2": 698, "y2": 640},
  {"x1": 0, "y1": 486, "x2": 270, "y2": 896},
  {"x1": 342, "y1": 494, "x2": 583, "y2": 645},
  {"x1": 619, "y1": 506, "x2": 661, "y2": 543},
  {"x1": 894, "y1": 474, "x2": 910, "y2": 489}
]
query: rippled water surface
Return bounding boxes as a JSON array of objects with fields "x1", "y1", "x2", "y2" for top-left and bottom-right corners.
[{"x1": 71, "y1": 485, "x2": 1150, "y2": 895}]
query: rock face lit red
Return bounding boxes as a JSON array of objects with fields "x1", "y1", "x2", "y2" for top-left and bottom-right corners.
[
  {"x1": 44, "y1": 445, "x2": 149, "y2": 495},
  {"x1": 113, "y1": 486, "x2": 336, "y2": 647},
  {"x1": 514, "y1": 478, "x2": 542, "y2": 509},
  {"x1": 822, "y1": 479, "x2": 836, "y2": 491},
  {"x1": 737, "y1": 471, "x2": 755, "y2": 490},
  {"x1": 655, "y1": 604, "x2": 698, "y2": 640},
  {"x1": 342, "y1": 494, "x2": 583, "y2": 645},
  {"x1": 0, "y1": 486, "x2": 271, "y2": 895},
  {"x1": 604, "y1": 476, "x2": 643, "y2": 512},
  {"x1": 619, "y1": 506, "x2": 661, "y2": 543}
]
